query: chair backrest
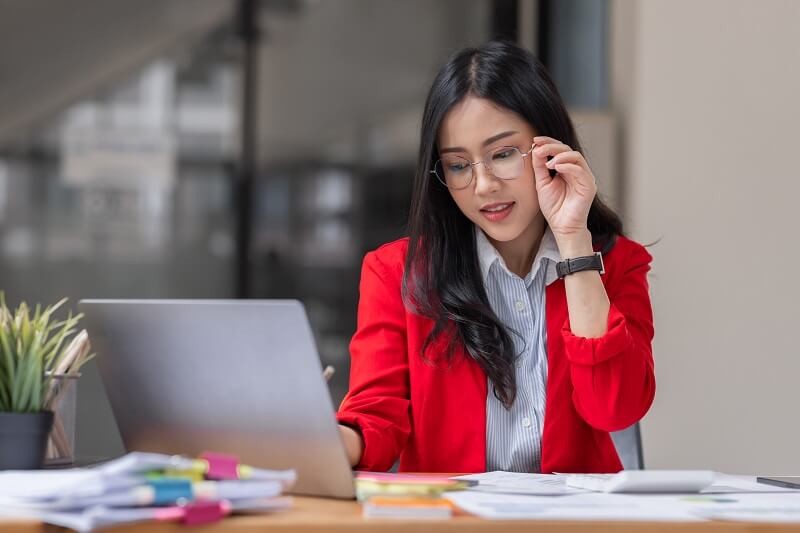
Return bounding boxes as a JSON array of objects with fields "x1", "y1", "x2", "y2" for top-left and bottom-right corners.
[
  {"x1": 390, "y1": 422, "x2": 646, "y2": 472},
  {"x1": 611, "y1": 422, "x2": 644, "y2": 470}
]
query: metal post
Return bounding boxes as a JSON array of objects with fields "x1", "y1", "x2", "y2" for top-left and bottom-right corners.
[
  {"x1": 235, "y1": 0, "x2": 259, "y2": 298},
  {"x1": 491, "y1": 0, "x2": 519, "y2": 42}
]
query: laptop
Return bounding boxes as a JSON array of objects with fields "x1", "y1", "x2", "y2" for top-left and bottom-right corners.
[{"x1": 78, "y1": 299, "x2": 356, "y2": 499}]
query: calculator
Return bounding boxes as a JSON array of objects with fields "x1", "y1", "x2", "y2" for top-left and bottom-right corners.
[{"x1": 565, "y1": 470, "x2": 715, "y2": 493}]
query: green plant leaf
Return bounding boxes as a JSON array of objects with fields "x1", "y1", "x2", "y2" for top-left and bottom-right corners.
[
  {"x1": 0, "y1": 295, "x2": 84, "y2": 412},
  {"x1": 0, "y1": 385, "x2": 9, "y2": 411},
  {"x1": 17, "y1": 328, "x2": 44, "y2": 412},
  {"x1": 0, "y1": 327, "x2": 12, "y2": 409}
]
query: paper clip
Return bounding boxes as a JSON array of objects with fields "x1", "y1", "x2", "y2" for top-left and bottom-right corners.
[
  {"x1": 199, "y1": 451, "x2": 240, "y2": 480},
  {"x1": 182, "y1": 501, "x2": 230, "y2": 526},
  {"x1": 149, "y1": 478, "x2": 194, "y2": 505}
]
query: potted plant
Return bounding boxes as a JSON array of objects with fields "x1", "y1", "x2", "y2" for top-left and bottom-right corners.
[{"x1": 0, "y1": 294, "x2": 92, "y2": 470}]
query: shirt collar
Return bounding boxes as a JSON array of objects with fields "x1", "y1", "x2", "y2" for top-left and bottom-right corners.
[{"x1": 475, "y1": 224, "x2": 562, "y2": 286}]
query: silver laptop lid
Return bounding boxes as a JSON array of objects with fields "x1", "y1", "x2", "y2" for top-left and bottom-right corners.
[{"x1": 79, "y1": 299, "x2": 355, "y2": 499}]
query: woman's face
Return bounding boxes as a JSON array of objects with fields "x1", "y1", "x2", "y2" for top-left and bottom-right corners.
[{"x1": 436, "y1": 96, "x2": 542, "y2": 245}]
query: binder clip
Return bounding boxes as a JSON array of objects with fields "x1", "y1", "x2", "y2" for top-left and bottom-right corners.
[
  {"x1": 181, "y1": 501, "x2": 230, "y2": 526},
  {"x1": 199, "y1": 451, "x2": 240, "y2": 480}
]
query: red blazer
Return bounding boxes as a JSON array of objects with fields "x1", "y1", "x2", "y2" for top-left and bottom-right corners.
[{"x1": 337, "y1": 235, "x2": 655, "y2": 473}]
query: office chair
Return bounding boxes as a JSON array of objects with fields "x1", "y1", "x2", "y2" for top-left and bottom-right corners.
[
  {"x1": 388, "y1": 422, "x2": 645, "y2": 472},
  {"x1": 611, "y1": 422, "x2": 644, "y2": 470}
]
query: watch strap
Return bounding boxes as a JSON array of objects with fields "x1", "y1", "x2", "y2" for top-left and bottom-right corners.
[{"x1": 556, "y1": 252, "x2": 605, "y2": 279}]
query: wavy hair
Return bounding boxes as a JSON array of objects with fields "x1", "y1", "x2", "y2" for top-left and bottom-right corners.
[{"x1": 402, "y1": 41, "x2": 623, "y2": 408}]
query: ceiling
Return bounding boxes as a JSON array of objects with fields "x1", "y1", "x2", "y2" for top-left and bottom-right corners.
[
  {"x1": 0, "y1": 0, "x2": 491, "y2": 166},
  {"x1": 0, "y1": 0, "x2": 233, "y2": 145}
]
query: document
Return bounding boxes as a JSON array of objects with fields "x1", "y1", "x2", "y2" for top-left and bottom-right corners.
[
  {"x1": 702, "y1": 474, "x2": 800, "y2": 494},
  {"x1": 0, "y1": 470, "x2": 137, "y2": 503},
  {"x1": 451, "y1": 471, "x2": 584, "y2": 496},
  {"x1": 0, "y1": 452, "x2": 295, "y2": 532},
  {"x1": 443, "y1": 491, "x2": 702, "y2": 521},
  {"x1": 0, "y1": 497, "x2": 292, "y2": 532},
  {"x1": 683, "y1": 493, "x2": 800, "y2": 522},
  {"x1": 452, "y1": 471, "x2": 800, "y2": 497},
  {"x1": 0, "y1": 452, "x2": 295, "y2": 506},
  {"x1": 445, "y1": 482, "x2": 800, "y2": 522}
]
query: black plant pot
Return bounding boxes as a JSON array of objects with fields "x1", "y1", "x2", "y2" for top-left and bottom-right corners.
[{"x1": 0, "y1": 411, "x2": 54, "y2": 470}]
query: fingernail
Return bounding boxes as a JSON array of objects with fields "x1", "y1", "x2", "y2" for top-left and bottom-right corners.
[{"x1": 546, "y1": 159, "x2": 555, "y2": 169}]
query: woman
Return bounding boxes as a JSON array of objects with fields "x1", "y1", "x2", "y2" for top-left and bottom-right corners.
[{"x1": 337, "y1": 41, "x2": 655, "y2": 474}]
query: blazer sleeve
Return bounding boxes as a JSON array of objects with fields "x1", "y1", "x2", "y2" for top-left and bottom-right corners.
[
  {"x1": 561, "y1": 241, "x2": 656, "y2": 432},
  {"x1": 336, "y1": 250, "x2": 411, "y2": 471}
]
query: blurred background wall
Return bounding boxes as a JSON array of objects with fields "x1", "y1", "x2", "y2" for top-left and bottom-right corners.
[
  {"x1": 611, "y1": 0, "x2": 800, "y2": 474},
  {"x1": 0, "y1": 0, "x2": 796, "y2": 474}
]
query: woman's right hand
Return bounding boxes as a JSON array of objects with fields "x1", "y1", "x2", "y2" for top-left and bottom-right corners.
[{"x1": 338, "y1": 424, "x2": 364, "y2": 467}]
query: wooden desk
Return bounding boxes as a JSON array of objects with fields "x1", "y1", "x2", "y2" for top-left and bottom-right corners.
[{"x1": 4, "y1": 497, "x2": 800, "y2": 532}]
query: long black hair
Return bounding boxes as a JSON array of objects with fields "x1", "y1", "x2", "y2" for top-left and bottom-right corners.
[{"x1": 402, "y1": 40, "x2": 623, "y2": 409}]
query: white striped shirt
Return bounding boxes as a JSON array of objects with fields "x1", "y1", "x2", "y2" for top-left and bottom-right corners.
[{"x1": 475, "y1": 225, "x2": 562, "y2": 473}]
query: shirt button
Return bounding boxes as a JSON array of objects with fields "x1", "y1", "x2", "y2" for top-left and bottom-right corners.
[
  {"x1": 521, "y1": 417, "x2": 532, "y2": 428},
  {"x1": 515, "y1": 300, "x2": 525, "y2": 312}
]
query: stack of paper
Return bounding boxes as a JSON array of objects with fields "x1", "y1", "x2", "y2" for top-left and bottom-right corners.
[
  {"x1": 355, "y1": 472, "x2": 473, "y2": 519},
  {"x1": 0, "y1": 452, "x2": 296, "y2": 532}
]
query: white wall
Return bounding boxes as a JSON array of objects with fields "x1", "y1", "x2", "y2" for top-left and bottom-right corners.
[{"x1": 612, "y1": 0, "x2": 800, "y2": 473}]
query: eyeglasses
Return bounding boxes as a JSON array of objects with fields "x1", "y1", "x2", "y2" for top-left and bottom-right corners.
[{"x1": 430, "y1": 145, "x2": 534, "y2": 190}]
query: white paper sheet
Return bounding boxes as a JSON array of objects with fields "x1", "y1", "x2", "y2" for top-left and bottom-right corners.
[
  {"x1": 451, "y1": 471, "x2": 584, "y2": 496},
  {"x1": 703, "y1": 474, "x2": 800, "y2": 494},
  {"x1": 0, "y1": 470, "x2": 109, "y2": 501},
  {"x1": 443, "y1": 491, "x2": 703, "y2": 521},
  {"x1": 446, "y1": 489, "x2": 800, "y2": 522},
  {"x1": 0, "y1": 497, "x2": 293, "y2": 533},
  {"x1": 0, "y1": 452, "x2": 296, "y2": 504},
  {"x1": 452, "y1": 471, "x2": 800, "y2": 497},
  {"x1": 629, "y1": 492, "x2": 800, "y2": 523}
]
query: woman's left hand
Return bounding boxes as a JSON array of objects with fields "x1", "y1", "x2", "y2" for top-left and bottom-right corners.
[{"x1": 530, "y1": 136, "x2": 597, "y2": 241}]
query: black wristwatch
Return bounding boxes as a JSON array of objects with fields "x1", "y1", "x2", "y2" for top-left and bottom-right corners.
[{"x1": 556, "y1": 252, "x2": 605, "y2": 279}]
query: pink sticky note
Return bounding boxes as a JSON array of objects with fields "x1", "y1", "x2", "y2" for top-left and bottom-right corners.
[
  {"x1": 199, "y1": 451, "x2": 240, "y2": 480},
  {"x1": 182, "y1": 502, "x2": 227, "y2": 526}
]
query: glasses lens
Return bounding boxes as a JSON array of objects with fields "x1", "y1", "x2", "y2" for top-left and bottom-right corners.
[
  {"x1": 438, "y1": 156, "x2": 472, "y2": 189},
  {"x1": 487, "y1": 147, "x2": 523, "y2": 179}
]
